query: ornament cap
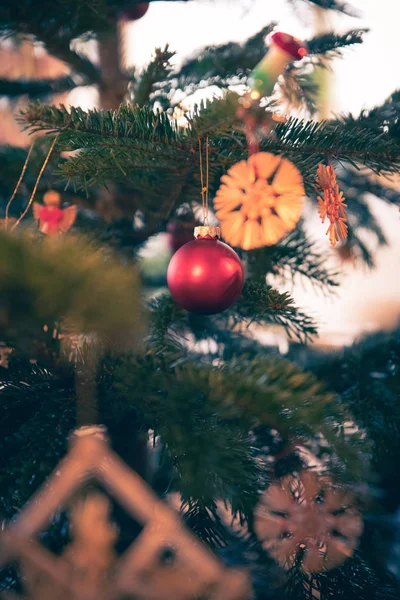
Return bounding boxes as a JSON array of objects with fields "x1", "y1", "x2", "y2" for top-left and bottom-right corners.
[
  {"x1": 194, "y1": 225, "x2": 221, "y2": 239},
  {"x1": 270, "y1": 32, "x2": 307, "y2": 60}
]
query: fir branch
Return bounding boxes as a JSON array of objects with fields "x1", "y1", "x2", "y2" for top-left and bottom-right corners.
[
  {"x1": 0, "y1": 372, "x2": 74, "y2": 510},
  {"x1": 110, "y1": 351, "x2": 362, "y2": 515},
  {"x1": 20, "y1": 103, "x2": 183, "y2": 145},
  {"x1": 212, "y1": 355, "x2": 365, "y2": 480},
  {"x1": 132, "y1": 45, "x2": 176, "y2": 107},
  {"x1": 148, "y1": 294, "x2": 187, "y2": 357},
  {"x1": 339, "y1": 168, "x2": 400, "y2": 207},
  {"x1": 312, "y1": 328, "x2": 400, "y2": 468},
  {"x1": 247, "y1": 228, "x2": 339, "y2": 291},
  {"x1": 168, "y1": 25, "x2": 364, "y2": 97},
  {"x1": 181, "y1": 499, "x2": 228, "y2": 548},
  {"x1": 41, "y1": 40, "x2": 101, "y2": 84},
  {"x1": 314, "y1": 551, "x2": 400, "y2": 600},
  {"x1": 109, "y1": 353, "x2": 262, "y2": 515},
  {"x1": 0, "y1": 0, "x2": 110, "y2": 39},
  {"x1": 343, "y1": 90, "x2": 400, "y2": 140},
  {"x1": 1, "y1": 5, "x2": 102, "y2": 84},
  {"x1": 0, "y1": 77, "x2": 80, "y2": 99},
  {"x1": 289, "y1": 0, "x2": 358, "y2": 16},
  {"x1": 0, "y1": 232, "x2": 145, "y2": 349},
  {"x1": 173, "y1": 24, "x2": 275, "y2": 86},
  {"x1": 346, "y1": 227, "x2": 376, "y2": 268},
  {"x1": 278, "y1": 68, "x2": 319, "y2": 115},
  {"x1": 231, "y1": 280, "x2": 318, "y2": 343},
  {"x1": 307, "y1": 29, "x2": 368, "y2": 56},
  {"x1": 347, "y1": 196, "x2": 387, "y2": 246},
  {"x1": 269, "y1": 116, "x2": 400, "y2": 176},
  {"x1": 150, "y1": 25, "x2": 365, "y2": 116},
  {"x1": 149, "y1": 280, "x2": 318, "y2": 348},
  {"x1": 20, "y1": 100, "x2": 400, "y2": 189}
]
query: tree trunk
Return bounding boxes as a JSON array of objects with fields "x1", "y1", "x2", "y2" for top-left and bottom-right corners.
[{"x1": 98, "y1": 19, "x2": 129, "y2": 110}]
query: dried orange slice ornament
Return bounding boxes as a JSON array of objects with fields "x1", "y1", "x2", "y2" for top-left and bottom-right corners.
[{"x1": 214, "y1": 152, "x2": 305, "y2": 249}]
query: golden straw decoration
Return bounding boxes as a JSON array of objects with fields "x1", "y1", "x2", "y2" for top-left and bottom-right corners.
[{"x1": 214, "y1": 152, "x2": 304, "y2": 249}]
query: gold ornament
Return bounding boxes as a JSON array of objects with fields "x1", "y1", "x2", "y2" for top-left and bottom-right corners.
[
  {"x1": 254, "y1": 471, "x2": 363, "y2": 573},
  {"x1": 315, "y1": 163, "x2": 348, "y2": 247},
  {"x1": 214, "y1": 152, "x2": 304, "y2": 249},
  {"x1": 194, "y1": 225, "x2": 221, "y2": 239}
]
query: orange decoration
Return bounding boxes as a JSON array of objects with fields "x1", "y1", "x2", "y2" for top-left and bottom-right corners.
[
  {"x1": 214, "y1": 152, "x2": 305, "y2": 249},
  {"x1": 316, "y1": 163, "x2": 348, "y2": 247}
]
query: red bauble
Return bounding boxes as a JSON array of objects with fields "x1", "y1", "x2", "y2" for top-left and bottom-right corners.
[
  {"x1": 120, "y1": 2, "x2": 149, "y2": 21},
  {"x1": 167, "y1": 227, "x2": 244, "y2": 315}
]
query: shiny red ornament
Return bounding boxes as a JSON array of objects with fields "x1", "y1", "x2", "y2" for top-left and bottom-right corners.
[{"x1": 167, "y1": 226, "x2": 244, "y2": 315}]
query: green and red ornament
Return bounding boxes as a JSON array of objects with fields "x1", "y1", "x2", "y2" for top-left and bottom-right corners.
[
  {"x1": 237, "y1": 32, "x2": 307, "y2": 154},
  {"x1": 167, "y1": 226, "x2": 244, "y2": 315},
  {"x1": 249, "y1": 32, "x2": 307, "y2": 99}
]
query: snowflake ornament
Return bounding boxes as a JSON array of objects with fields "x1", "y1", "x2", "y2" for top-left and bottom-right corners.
[{"x1": 254, "y1": 471, "x2": 363, "y2": 573}]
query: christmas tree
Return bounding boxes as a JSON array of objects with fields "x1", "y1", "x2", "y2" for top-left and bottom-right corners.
[{"x1": 1, "y1": 1, "x2": 400, "y2": 598}]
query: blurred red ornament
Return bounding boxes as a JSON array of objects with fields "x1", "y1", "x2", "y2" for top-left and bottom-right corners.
[
  {"x1": 120, "y1": 2, "x2": 149, "y2": 21},
  {"x1": 167, "y1": 226, "x2": 244, "y2": 315},
  {"x1": 167, "y1": 218, "x2": 197, "y2": 254}
]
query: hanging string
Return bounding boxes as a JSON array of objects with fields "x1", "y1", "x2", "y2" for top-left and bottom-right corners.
[
  {"x1": 5, "y1": 142, "x2": 35, "y2": 230},
  {"x1": 245, "y1": 121, "x2": 260, "y2": 156},
  {"x1": 198, "y1": 136, "x2": 209, "y2": 226},
  {"x1": 11, "y1": 135, "x2": 59, "y2": 233}
]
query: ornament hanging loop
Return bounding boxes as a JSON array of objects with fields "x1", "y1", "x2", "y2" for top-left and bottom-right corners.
[
  {"x1": 198, "y1": 137, "x2": 210, "y2": 226},
  {"x1": 10, "y1": 135, "x2": 59, "y2": 233}
]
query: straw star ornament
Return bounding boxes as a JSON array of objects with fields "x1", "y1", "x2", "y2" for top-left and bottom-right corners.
[
  {"x1": 316, "y1": 163, "x2": 348, "y2": 247},
  {"x1": 214, "y1": 152, "x2": 305, "y2": 249},
  {"x1": 254, "y1": 471, "x2": 363, "y2": 574}
]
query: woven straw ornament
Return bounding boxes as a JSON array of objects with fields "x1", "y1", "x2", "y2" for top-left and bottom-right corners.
[
  {"x1": 254, "y1": 471, "x2": 363, "y2": 573},
  {"x1": 214, "y1": 152, "x2": 305, "y2": 249}
]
